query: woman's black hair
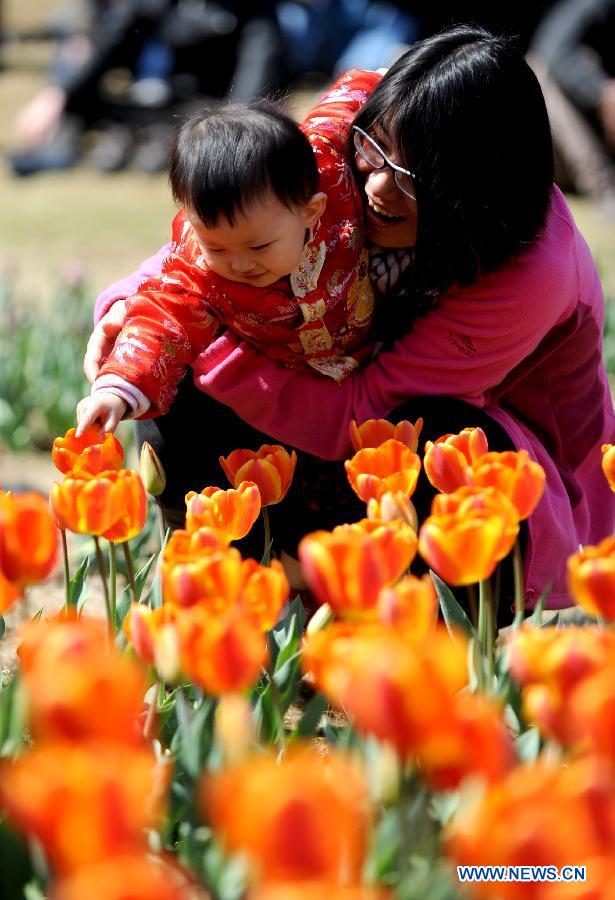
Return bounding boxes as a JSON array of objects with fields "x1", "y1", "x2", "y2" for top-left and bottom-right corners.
[
  {"x1": 169, "y1": 101, "x2": 319, "y2": 226},
  {"x1": 353, "y1": 24, "x2": 554, "y2": 303}
]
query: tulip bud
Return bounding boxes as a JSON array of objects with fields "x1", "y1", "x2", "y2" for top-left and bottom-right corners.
[
  {"x1": 367, "y1": 491, "x2": 418, "y2": 531},
  {"x1": 140, "y1": 442, "x2": 166, "y2": 496},
  {"x1": 215, "y1": 694, "x2": 253, "y2": 764},
  {"x1": 363, "y1": 739, "x2": 400, "y2": 805},
  {"x1": 306, "y1": 602, "x2": 334, "y2": 636},
  {"x1": 153, "y1": 624, "x2": 181, "y2": 683}
]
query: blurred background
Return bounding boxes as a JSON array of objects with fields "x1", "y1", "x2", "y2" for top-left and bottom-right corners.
[{"x1": 1, "y1": 0, "x2": 615, "y2": 476}]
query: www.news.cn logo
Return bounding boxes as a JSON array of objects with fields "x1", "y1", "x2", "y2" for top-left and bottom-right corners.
[{"x1": 457, "y1": 865, "x2": 586, "y2": 883}]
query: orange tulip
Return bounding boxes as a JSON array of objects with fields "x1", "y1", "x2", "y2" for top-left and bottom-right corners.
[
  {"x1": 302, "y1": 623, "x2": 469, "y2": 763},
  {"x1": 51, "y1": 470, "x2": 126, "y2": 535},
  {"x1": 418, "y1": 489, "x2": 519, "y2": 586},
  {"x1": 18, "y1": 614, "x2": 147, "y2": 744},
  {"x1": 349, "y1": 517, "x2": 417, "y2": 571},
  {"x1": 366, "y1": 491, "x2": 418, "y2": 530},
  {"x1": 348, "y1": 417, "x2": 423, "y2": 452},
  {"x1": 568, "y1": 536, "x2": 615, "y2": 620},
  {"x1": 298, "y1": 520, "x2": 416, "y2": 618},
  {"x1": 424, "y1": 442, "x2": 470, "y2": 494},
  {"x1": 185, "y1": 481, "x2": 261, "y2": 541},
  {"x1": 0, "y1": 490, "x2": 58, "y2": 590},
  {"x1": 123, "y1": 604, "x2": 181, "y2": 682},
  {"x1": 163, "y1": 544, "x2": 245, "y2": 609},
  {"x1": 163, "y1": 527, "x2": 228, "y2": 569},
  {"x1": 565, "y1": 665, "x2": 615, "y2": 760},
  {"x1": 0, "y1": 569, "x2": 20, "y2": 614},
  {"x1": 423, "y1": 427, "x2": 488, "y2": 493},
  {"x1": 377, "y1": 574, "x2": 438, "y2": 636},
  {"x1": 179, "y1": 606, "x2": 267, "y2": 695},
  {"x1": 413, "y1": 691, "x2": 515, "y2": 791},
  {"x1": 446, "y1": 757, "x2": 615, "y2": 898},
  {"x1": 51, "y1": 854, "x2": 208, "y2": 900},
  {"x1": 100, "y1": 469, "x2": 147, "y2": 542},
  {"x1": 602, "y1": 443, "x2": 615, "y2": 492},
  {"x1": 202, "y1": 746, "x2": 370, "y2": 884},
  {"x1": 431, "y1": 485, "x2": 520, "y2": 554},
  {"x1": 507, "y1": 625, "x2": 615, "y2": 744},
  {"x1": 220, "y1": 445, "x2": 296, "y2": 506},
  {"x1": 238, "y1": 558, "x2": 290, "y2": 631},
  {"x1": 250, "y1": 885, "x2": 391, "y2": 900},
  {"x1": 163, "y1": 541, "x2": 288, "y2": 628},
  {"x1": 0, "y1": 742, "x2": 170, "y2": 874},
  {"x1": 52, "y1": 426, "x2": 124, "y2": 475},
  {"x1": 469, "y1": 449, "x2": 545, "y2": 520},
  {"x1": 344, "y1": 439, "x2": 421, "y2": 503}
]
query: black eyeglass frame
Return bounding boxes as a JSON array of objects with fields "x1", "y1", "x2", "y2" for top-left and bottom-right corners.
[{"x1": 352, "y1": 125, "x2": 417, "y2": 201}]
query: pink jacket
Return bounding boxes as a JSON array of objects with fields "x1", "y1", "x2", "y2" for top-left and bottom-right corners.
[{"x1": 95, "y1": 187, "x2": 615, "y2": 610}]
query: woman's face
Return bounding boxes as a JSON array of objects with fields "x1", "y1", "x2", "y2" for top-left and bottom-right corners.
[{"x1": 354, "y1": 126, "x2": 418, "y2": 248}]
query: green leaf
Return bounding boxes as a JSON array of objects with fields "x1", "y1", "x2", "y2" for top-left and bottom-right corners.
[
  {"x1": 0, "y1": 616, "x2": 5, "y2": 640},
  {"x1": 0, "y1": 821, "x2": 35, "y2": 899},
  {"x1": 295, "y1": 692, "x2": 328, "y2": 739},
  {"x1": 0, "y1": 675, "x2": 28, "y2": 756},
  {"x1": 150, "y1": 530, "x2": 170, "y2": 609},
  {"x1": 251, "y1": 682, "x2": 280, "y2": 745},
  {"x1": 260, "y1": 538, "x2": 273, "y2": 567},
  {"x1": 115, "y1": 553, "x2": 156, "y2": 628},
  {"x1": 530, "y1": 582, "x2": 553, "y2": 624},
  {"x1": 430, "y1": 571, "x2": 475, "y2": 640},
  {"x1": 67, "y1": 554, "x2": 89, "y2": 610},
  {"x1": 175, "y1": 692, "x2": 215, "y2": 779},
  {"x1": 516, "y1": 726, "x2": 541, "y2": 763},
  {"x1": 541, "y1": 612, "x2": 560, "y2": 629}
]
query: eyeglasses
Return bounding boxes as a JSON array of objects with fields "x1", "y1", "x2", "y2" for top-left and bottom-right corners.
[{"x1": 352, "y1": 126, "x2": 416, "y2": 201}]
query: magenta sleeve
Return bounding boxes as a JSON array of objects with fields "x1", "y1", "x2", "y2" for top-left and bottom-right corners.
[{"x1": 93, "y1": 244, "x2": 171, "y2": 324}]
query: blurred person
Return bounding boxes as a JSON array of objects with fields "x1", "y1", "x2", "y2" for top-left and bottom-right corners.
[
  {"x1": 531, "y1": 0, "x2": 615, "y2": 215},
  {"x1": 276, "y1": 0, "x2": 420, "y2": 78},
  {"x1": 9, "y1": 1, "x2": 286, "y2": 176}
]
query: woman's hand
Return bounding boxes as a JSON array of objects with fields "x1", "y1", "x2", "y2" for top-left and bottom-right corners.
[{"x1": 84, "y1": 299, "x2": 128, "y2": 383}]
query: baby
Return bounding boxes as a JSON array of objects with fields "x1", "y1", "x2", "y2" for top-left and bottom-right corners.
[{"x1": 77, "y1": 100, "x2": 375, "y2": 436}]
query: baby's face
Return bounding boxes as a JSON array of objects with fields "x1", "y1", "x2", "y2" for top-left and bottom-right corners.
[{"x1": 186, "y1": 192, "x2": 325, "y2": 288}]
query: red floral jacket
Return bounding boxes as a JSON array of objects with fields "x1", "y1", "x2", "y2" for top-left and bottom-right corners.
[{"x1": 98, "y1": 70, "x2": 379, "y2": 416}]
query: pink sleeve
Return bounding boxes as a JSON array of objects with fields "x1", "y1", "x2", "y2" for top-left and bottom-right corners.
[
  {"x1": 194, "y1": 226, "x2": 576, "y2": 459},
  {"x1": 93, "y1": 244, "x2": 171, "y2": 324}
]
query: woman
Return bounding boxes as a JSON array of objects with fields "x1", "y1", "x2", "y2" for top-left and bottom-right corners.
[{"x1": 86, "y1": 25, "x2": 615, "y2": 619}]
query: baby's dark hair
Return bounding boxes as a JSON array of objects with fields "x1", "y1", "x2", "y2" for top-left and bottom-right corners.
[{"x1": 169, "y1": 101, "x2": 319, "y2": 226}]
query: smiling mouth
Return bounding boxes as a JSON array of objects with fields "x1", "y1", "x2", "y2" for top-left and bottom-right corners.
[{"x1": 366, "y1": 196, "x2": 406, "y2": 223}]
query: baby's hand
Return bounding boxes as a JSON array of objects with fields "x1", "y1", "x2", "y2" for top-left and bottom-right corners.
[{"x1": 76, "y1": 392, "x2": 128, "y2": 437}]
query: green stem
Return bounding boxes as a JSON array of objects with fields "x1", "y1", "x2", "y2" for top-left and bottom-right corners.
[
  {"x1": 93, "y1": 536, "x2": 112, "y2": 631},
  {"x1": 122, "y1": 541, "x2": 138, "y2": 604},
  {"x1": 512, "y1": 538, "x2": 525, "y2": 628},
  {"x1": 143, "y1": 680, "x2": 160, "y2": 740},
  {"x1": 61, "y1": 530, "x2": 71, "y2": 608},
  {"x1": 466, "y1": 583, "x2": 478, "y2": 628},
  {"x1": 108, "y1": 541, "x2": 117, "y2": 632},
  {"x1": 398, "y1": 764, "x2": 416, "y2": 880},
  {"x1": 479, "y1": 578, "x2": 495, "y2": 691},
  {"x1": 264, "y1": 664, "x2": 286, "y2": 750},
  {"x1": 262, "y1": 507, "x2": 272, "y2": 566},
  {"x1": 156, "y1": 506, "x2": 167, "y2": 552}
]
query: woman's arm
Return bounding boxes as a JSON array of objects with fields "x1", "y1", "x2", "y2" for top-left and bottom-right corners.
[
  {"x1": 86, "y1": 245, "x2": 171, "y2": 383},
  {"x1": 194, "y1": 197, "x2": 579, "y2": 458},
  {"x1": 94, "y1": 244, "x2": 171, "y2": 323}
]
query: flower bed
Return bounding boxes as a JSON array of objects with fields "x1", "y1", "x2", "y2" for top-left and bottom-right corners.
[{"x1": 0, "y1": 421, "x2": 614, "y2": 898}]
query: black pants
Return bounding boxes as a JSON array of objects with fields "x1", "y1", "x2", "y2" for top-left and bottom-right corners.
[{"x1": 136, "y1": 374, "x2": 524, "y2": 625}]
